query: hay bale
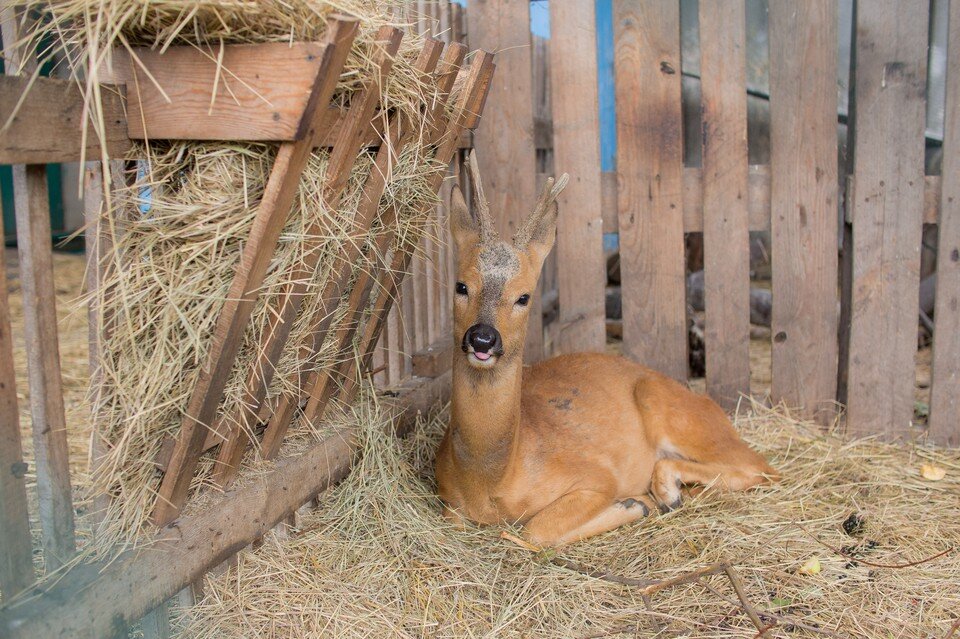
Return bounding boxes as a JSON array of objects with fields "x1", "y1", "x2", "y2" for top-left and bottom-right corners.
[
  {"x1": 17, "y1": 0, "x2": 447, "y2": 548},
  {"x1": 174, "y1": 402, "x2": 960, "y2": 638}
]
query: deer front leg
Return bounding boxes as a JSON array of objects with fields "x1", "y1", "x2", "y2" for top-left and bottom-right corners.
[{"x1": 523, "y1": 490, "x2": 656, "y2": 547}]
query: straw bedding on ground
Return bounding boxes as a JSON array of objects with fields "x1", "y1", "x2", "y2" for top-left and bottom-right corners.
[
  {"x1": 15, "y1": 0, "x2": 445, "y2": 548},
  {"x1": 174, "y1": 400, "x2": 960, "y2": 639}
]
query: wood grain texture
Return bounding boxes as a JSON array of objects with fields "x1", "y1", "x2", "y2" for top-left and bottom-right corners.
[
  {"x1": 846, "y1": 1, "x2": 928, "y2": 439},
  {"x1": 929, "y1": 0, "x2": 960, "y2": 446},
  {"x1": 768, "y1": 0, "x2": 839, "y2": 423},
  {"x1": 613, "y1": 0, "x2": 687, "y2": 381},
  {"x1": 150, "y1": 18, "x2": 359, "y2": 526},
  {"x1": 122, "y1": 42, "x2": 330, "y2": 141},
  {"x1": 0, "y1": 76, "x2": 130, "y2": 164},
  {"x1": 548, "y1": 0, "x2": 606, "y2": 355},
  {"x1": 0, "y1": 220, "x2": 35, "y2": 598},
  {"x1": 12, "y1": 164, "x2": 77, "y2": 571},
  {"x1": 210, "y1": 27, "x2": 405, "y2": 487},
  {"x1": 0, "y1": 374, "x2": 450, "y2": 639},
  {"x1": 699, "y1": 0, "x2": 751, "y2": 408},
  {"x1": 468, "y1": 0, "x2": 542, "y2": 361}
]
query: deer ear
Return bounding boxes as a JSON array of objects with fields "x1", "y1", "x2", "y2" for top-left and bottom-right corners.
[{"x1": 449, "y1": 184, "x2": 479, "y2": 253}]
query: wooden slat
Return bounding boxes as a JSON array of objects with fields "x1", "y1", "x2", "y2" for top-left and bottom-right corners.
[
  {"x1": 337, "y1": 53, "x2": 496, "y2": 405},
  {"x1": 548, "y1": 0, "x2": 606, "y2": 354},
  {"x1": 0, "y1": 219, "x2": 34, "y2": 598},
  {"x1": 768, "y1": 0, "x2": 839, "y2": 423},
  {"x1": 0, "y1": 374, "x2": 450, "y2": 639},
  {"x1": 253, "y1": 38, "x2": 448, "y2": 459},
  {"x1": 150, "y1": 17, "x2": 359, "y2": 527},
  {"x1": 412, "y1": 343, "x2": 452, "y2": 378},
  {"x1": 469, "y1": 0, "x2": 542, "y2": 362},
  {"x1": 699, "y1": 0, "x2": 751, "y2": 408},
  {"x1": 297, "y1": 46, "x2": 484, "y2": 423},
  {"x1": 2, "y1": 12, "x2": 76, "y2": 572},
  {"x1": 0, "y1": 76, "x2": 130, "y2": 164},
  {"x1": 613, "y1": 0, "x2": 687, "y2": 381},
  {"x1": 846, "y1": 1, "x2": 928, "y2": 439},
  {"x1": 210, "y1": 27, "x2": 406, "y2": 487},
  {"x1": 929, "y1": 0, "x2": 960, "y2": 446}
]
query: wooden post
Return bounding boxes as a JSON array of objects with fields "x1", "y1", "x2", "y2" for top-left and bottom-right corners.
[
  {"x1": 929, "y1": 0, "x2": 960, "y2": 446},
  {"x1": 2, "y1": 9, "x2": 77, "y2": 571},
  {"x1": 846, "y1": 1, "x2": 928, "y2": 439},
  {"x1": 699, "y1": 0, "x2": 751, "y2": 409},
  {"x1": 468, "y1": 0, "x2": 542, "y2": 361},
  {"x1": 768, "y1": 0, "x2": 839, "y2": 424},
  {"x1": 613, "y1": 0, "x2": 687, "y2": 382},
  {"x1": 548, "y1": 0, "x2": 606, "y2": 354},
  {"x1": 0, "y1": 219, "x2": 35, "y2": 598}
]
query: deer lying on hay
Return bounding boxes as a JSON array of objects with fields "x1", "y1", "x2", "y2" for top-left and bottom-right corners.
[{"x1": 435, "y1": 154, "x2": 779, "y2": 548}]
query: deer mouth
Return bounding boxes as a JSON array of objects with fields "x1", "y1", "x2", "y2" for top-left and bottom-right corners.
[{"x1": 464, "y1": 346, "x2": 501, "y2": 368}]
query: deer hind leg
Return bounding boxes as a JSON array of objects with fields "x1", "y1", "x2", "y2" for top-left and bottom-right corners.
[
  {"x1": 650, "y1": 456, "x2": 776, "y2": 512},
  {"x1": 523, "y1": 490, "x2": 656, "y2": 548}
]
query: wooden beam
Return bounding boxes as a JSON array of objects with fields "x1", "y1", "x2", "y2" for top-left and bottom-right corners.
[
  {"x1": 613, "y1": 0, "x2": 687, "y2": 382},
  {"x1": 412, "y1": 343, "x2": 452, "y2": 378},
  {"x1": 769, "y1": 0, "x2": 839, "y2": 424},
  {"x1": 150, "y1": 17, "x2": 359, "y2": 527},
  {"x1": 0, "y1": 217, "x2": 34, "y2": 599},
  {"x1": 2, "y1": 11, "x2": 77, "y2": 572},
  {"x1": 210, "y1": 27, "x2": 406, "y2": 488},
  {"x1": 929, "y1": 0, "x2": 960, "y2": 446},
  {"x1": 845, "y1": 1, "x2": 928, "y2": 439},
  {"x1": 699, "y1": 0, "x2": 751, "y2": 409},
  {"x1": 469, "y1": 0, "x2": 542, "y2": 362},
  {"x1": 548, "y1": 0, "x2": 606, "y2": 354},
  {"x1": 0, "y1": 76, "x2": 130, "y2": 164},
  {"x1": 0, "y1": 373, "x2": 450, "y2": 639}
]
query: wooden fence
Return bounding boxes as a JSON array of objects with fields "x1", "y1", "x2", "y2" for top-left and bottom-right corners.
[{"x1": 465, "y1": 0, "x2": 959, "y2": 445}]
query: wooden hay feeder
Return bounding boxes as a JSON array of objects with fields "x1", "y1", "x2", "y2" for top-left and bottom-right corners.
[{"x1": 0, "y1": 11, "x2": 494, "y2": 637}]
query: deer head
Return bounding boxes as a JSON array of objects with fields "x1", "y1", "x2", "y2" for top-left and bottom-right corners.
[{"x1": 449, "y1": 152, "x2": 568, "y2": 370}]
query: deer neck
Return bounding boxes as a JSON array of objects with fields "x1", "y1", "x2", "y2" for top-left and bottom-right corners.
[{"x1": 449, "y1": 355, "x2": 523, "y2": 480}]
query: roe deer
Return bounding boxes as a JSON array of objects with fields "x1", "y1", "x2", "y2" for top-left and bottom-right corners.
[{"x1": 435, "y1": 153, "x2": 779, "y2": 547}]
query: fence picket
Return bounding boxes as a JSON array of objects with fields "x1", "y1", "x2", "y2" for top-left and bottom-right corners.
[{"x1": 768, "y1": 0, "x2": 839, "y2": 424}]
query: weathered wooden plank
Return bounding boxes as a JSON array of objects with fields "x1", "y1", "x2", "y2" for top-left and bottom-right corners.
[
  {"x1": 929, "y1": 0, "x2": 960, "y2": 446},
  {"x1": 0, "y1": 76, "x2": 130, "y2": 164},
  {"x1": 0, "y1": 373, "x2": 450, "y2": 639},
  {"x1": 469, "y1": 0, "x2": 542, "y2": 362},
  {"x1": 11, "y1": 164, "x2": 77, "y2": 571},
  {"x1": 412, "y1": 343, "x2": 452, "y2": 378},
  {"x1": 548, "y1": 0, "x2": 606, "y2": 354},
  {"x1": 210, "y1": 27, "x2": 405, "y2": 487},
  {"x1": 0, "y1": 219, "x2": 35, "y2": 599},
  {"x1": 768, "y1": 0, "x2": 839, "y2": 423},
  {"x1": 846, "y1": 1, "x2": 928, "y2": 439},
  {"x1": 251, "y1": 38, "x2": 451, "y2": 461},
  {"x1": 613, "y1": 0, "x2": 687, "y2": 381},
  {"x1": 150, "y1": 17, "x2": 359, "y2": 527},
  {"x1": 2, "y1": 13, "x2": 76, "y2": 570},
  {"x1": 699, "y1": 0, "x2": 751, "y2": 408},
  {"x1": 121, "y1": 42, "x2": 331, "y2": 141}
]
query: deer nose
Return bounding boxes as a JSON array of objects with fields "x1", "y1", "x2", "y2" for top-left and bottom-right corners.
[{"x1": 464, "y1": 323, "x2": 502, "y2": 354}]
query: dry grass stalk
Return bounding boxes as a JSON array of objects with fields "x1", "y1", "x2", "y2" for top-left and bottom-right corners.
[{"x1": 174, "y1": 399, "x2": 960, "y2": 638}]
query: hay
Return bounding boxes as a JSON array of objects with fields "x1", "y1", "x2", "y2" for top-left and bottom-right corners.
[
  {"x1": 174, "y1": 400, "x2": 960, "y2": 638},
  {"x1": 6, "y1": 0, "x2": 450, "y2": 548}
]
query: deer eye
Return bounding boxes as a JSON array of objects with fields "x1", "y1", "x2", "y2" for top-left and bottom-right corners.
[
  {"x1": 516, "y1": 293, "x2": 531, "y2": 306},
  {"x1": 455, "y1": 282, "x2": 468, "y2": 296}
]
